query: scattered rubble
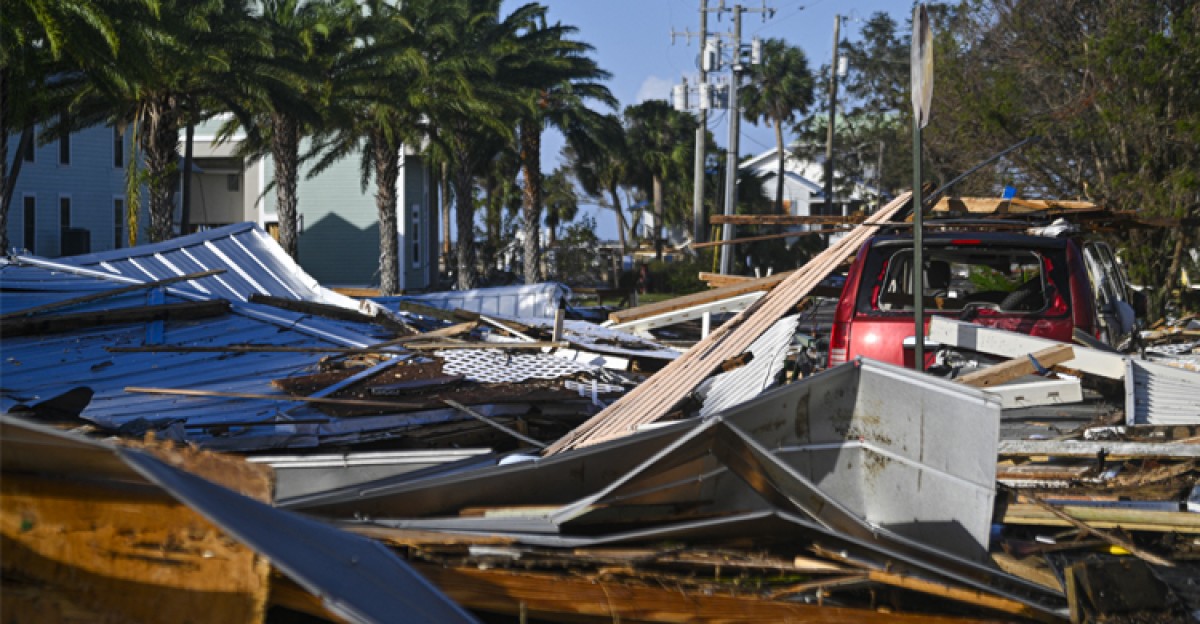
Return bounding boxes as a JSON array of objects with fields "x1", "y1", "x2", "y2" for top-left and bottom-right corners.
[{"x1": 3, "y1": 215, "x2": 1199, "y2": 623}]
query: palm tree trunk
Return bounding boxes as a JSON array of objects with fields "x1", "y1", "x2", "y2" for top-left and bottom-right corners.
[
  {"x1": 272, "y1": 113, "x2": 301, "y2": 259},
  {"x1": 440, "y1": 161, "x2": 451, "y2": 276},
  {"x1": 608, "y1": 184, "x2": 627, "y2": 257},
  {"x1": 141, "y1": 94, "x2": 182, "y2": 243},
  {"x1": 372, "y1": 132, "x2": 401, "y2": 295},
  {"x1": 519, "y1": 119, "x2": 543, "y2": 284},
  {"x1": 452, "y1": 157, "x2": 478, "y2": 290},
  {"x1": 481, "y1": 176, "x2": 499, "y2": 278},
  {"x1": 653, "y1": 174, "x2": 664, "y2": 261},
  {"x1": 774, "y1": 120, "x2": 786, "y2": 215}
]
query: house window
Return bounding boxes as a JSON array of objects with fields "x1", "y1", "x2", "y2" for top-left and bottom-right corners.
[
  {"x1": 114, "y1": 197, "x2": 125, "y2": 248},
  {"x1": 58, "y1": 113, "x2": 71, "y2": 165},
  {"x1": 21, "y1": 132, "x2": 34, "y2": 162},
  {"x1": 60, "y1": 196, "x2": 72, "y2": 229},
  {"x1": 113, "y1": 126, "x2": 124, "y2": 168},
  {"x1": 411, "y1": 204, "x2": 422, "y2": 267},
  {"x1": 23, "y1": 196, "x2": 36, "y2": 253},
  {"x1": 226, "y1": 174, "x2": 239, "y2": 192}
]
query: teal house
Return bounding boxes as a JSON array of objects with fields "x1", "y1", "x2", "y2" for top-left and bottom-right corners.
[{"x1": 189, "y1": 119, "x2": 438, "y2": 291}]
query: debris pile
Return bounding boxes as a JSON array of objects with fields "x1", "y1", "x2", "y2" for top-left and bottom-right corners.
[{"x1": 4, "y1": 210, "x2": 1200, "y2": 623}]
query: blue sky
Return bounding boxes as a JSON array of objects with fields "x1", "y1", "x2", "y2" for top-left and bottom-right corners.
[{"x1": 533, "y1": 0, "x2": 914, "y2": 238}]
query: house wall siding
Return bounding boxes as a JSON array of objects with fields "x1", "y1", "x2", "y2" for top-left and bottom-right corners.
[{"x1": 5, "y1": 124, "x2": 140, "y2": 255}]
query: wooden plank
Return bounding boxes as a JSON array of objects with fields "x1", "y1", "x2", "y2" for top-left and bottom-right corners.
[
  {"x1": 692, "y1": 227, "x2": 853, "y2": 249},
  {"x1": 248, "y1": 293, "x2": 410, "y2": 333},
  {"x1": 3, "y1": 300, "x2": 231, "y2": 337},
  {"x1": 0, "y1": 268, "x2": 226, "y2": 320},
  {"x1": 608, "y1": 271, "x2": 792, "y2": 324},
  {"x1": 1002, "y1": 503, "x2": 1200, "y2": 533},
  {"x1": 930, "y1": 197, "x2": 1101, "y2": 214},
  {"x1": 865, "y1": 569, "x2": 1058, "y2": 623},
  {"x1": 956, "y1": 345, "x2": 1075, "y2": 388},
  {"x1": 548, "y1": 192, "x2": 910, "y2": 454},
  {"x1": 124, "y1": 386, "x2": 422, "y2": 410},
  {"x1": 415, "y1": 564, "x2": 997, "y2": 624},
  {"x1": 990, "y1": 553, "x2": 1062, "y2": 592},
  {"x1": 1, "y1": 474, "x2": 269, "y2": 624},
  {"x1": 443, "y1": 399, "x2": 547, "y2": 449},
  {"x1": 709, "y1": 214, "x2": 867, "y2": 226},
  {"x1": 107, "y1": 345, "x2": 409, "y2": 355},
  {"x1": 998, "y1": 440, "x2": 1200, "y2": 459},
  {"x1": 401, "y1": 341, "x2": 566, "y2": 351},
  {"x1": 1021, "y1": 496, "x2": 1175, "y2": 566}
]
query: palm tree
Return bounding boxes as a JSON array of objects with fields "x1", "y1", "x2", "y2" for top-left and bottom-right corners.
[
  {"x1": 479, "y1": 142, "x2": 520, "y2": 279},
  {"x1": 422, "y1": 0, "x2": 548, "y2": 290},
  {"x1": 624, "y1": 100, "x2": 697, "y2": 261},
  {"x1": 565, "y1": 113, "x2": 631, "y2": 256},
  {"x1": 69, "y1": 0, "x2": 279, "y2": 244},
  {"x1": 216, "y1": 0, "x2": 350, "y2": 260},
  {"x1": 308, "y1": 0, "x2": 441, "y2": 295},
  {"x1": 1, "y1": 0, "x2": 134, "y2": 251},
  {"x1": 740, "y1": 39, "x2": 815, "y2": 215},
  {"x1": 541, "y1": 167, "x2": 578, "y2": 264},
  {"x1": 514, "y1": 19, "x2": 615, "y2": 284}
]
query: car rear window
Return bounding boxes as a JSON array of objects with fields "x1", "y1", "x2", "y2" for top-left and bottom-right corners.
[{"x1": 855, "y1": 241, "x2": 1071, "y2": 317}]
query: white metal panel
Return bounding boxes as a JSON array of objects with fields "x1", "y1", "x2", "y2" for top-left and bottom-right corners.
[
  {"x1": 1125, "y1": 359, "x2": 1200, "y2": 425},
  {"x1": 982, "y1": 378, "x2": 1083, "y2": 409},
  {"x1": 928, "y1": 317, "x2": 1126, "y2": 379}
]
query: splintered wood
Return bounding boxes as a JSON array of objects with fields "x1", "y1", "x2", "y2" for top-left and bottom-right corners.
[
  {"x1": 1, "y1": 475, "x2": 270, "y2": 624},
  {"x1": 546, "y1": 192, "x2": 911, "y2": 454}
]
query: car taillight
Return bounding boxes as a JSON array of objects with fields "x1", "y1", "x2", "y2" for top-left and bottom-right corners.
[{"x1": 829, "y1": 321, "x2": 850, "y2": 366}]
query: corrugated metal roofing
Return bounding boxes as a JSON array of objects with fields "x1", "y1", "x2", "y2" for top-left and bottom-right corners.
[
  {"x1": 698, "y1": 314, "x2": 801, "y2": 418},
  {"x1": 2, "y1": 231, "x2": 620, "y2": 451},
  {"x1": 47, "y1": 222, "x2": 341, "y2": 304},
  {"x1": 1125, "y1": 359, "x2": 1200, "y2": 425},
  {"x1": 383, "y1": 282, "x2": 569, "y2": 319}
]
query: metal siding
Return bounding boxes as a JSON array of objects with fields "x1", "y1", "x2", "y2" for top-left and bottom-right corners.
[
  {"x1": 5, "y1": 125, "x2": 131, "y2": 254},
  {"x1": 296, "y1": 149, "x2": 380, "y2": 286},
  {"x1": 1126, "y1": 359, "x2": 1200, "y2": 425}
]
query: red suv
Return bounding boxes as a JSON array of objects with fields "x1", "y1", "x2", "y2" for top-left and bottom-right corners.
[{"x1": 828, "y1": 231, "x2": 1101, "y2": 369}]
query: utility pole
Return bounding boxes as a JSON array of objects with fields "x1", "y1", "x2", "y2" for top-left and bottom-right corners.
[
  {"x1": 718, "y1": 6, "x2": 744, "y2": 275},
  {"x1": 692, "y1": 0, "x2": 708, "y2": 245},
  {"x1": 672, "y1": 1, "x2": 772, "y2": 274},
  {"x1": 823, "y1": 14, "x2": 842, "y2": 220}
]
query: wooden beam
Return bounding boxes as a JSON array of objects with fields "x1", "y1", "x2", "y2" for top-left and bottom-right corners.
[
  {"x1": 124, "y1": 386, "x2": 422, "y2": 410},
  {"x1": 709, "y1": 214, "x2": 866, "y2": 226},
  {"x1": 1, "y1": 474, "x2": 269, "y2": 623},
  {"x1": 0, "y1": 268, "x2": 226, "y2": 320},
  {"x1": 3, "y1": 300, "x2": 231, "y2": 337},
  {"x1": 955, "y1": 345, "x2": 1075, "y2": 388},
  {"x1": 692, "y1": 227, "x2": 853, "y2": 249},
  {"x1": 1002, "y1": 503, "x2": 1200, "y2": 533},
  {"x1": 865, "y1": 569, "x2": 1059, "y2": 623},
  {"x1": 930, "y1": 197, "x2": 1101, "y2": 214},
  {"x1": 415, "y1": 564, "x2": 996, "y2": 624},
  {"x1": 402, "y1": 341, "x2": 566, "y2": 351},
  {"x1": 1020, "y1": 496, "x2": 1176, "y2": 567},
  {"x1": 248, "y1": 293, "x2": 412, "y2": 334},
  {"x1": 990, "y1": 553, "x2": 1062, "y2": 593},
  {"x1": 998, "y1": 440, "x2": 1200, "y2": 459},
  {"x1": 442, "y1": 399, "x2": 547, "y2": 449},
  {"x1": 608, "y1": 271, "x2": 791, "y2": 325},
  {"x1": 549, "y1": 192, "x2": 910, "y2": 454}
]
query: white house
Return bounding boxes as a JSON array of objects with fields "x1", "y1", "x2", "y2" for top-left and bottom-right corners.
[{"x1": 738, "y1": 146, "x2": 881, "y2": 222}]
